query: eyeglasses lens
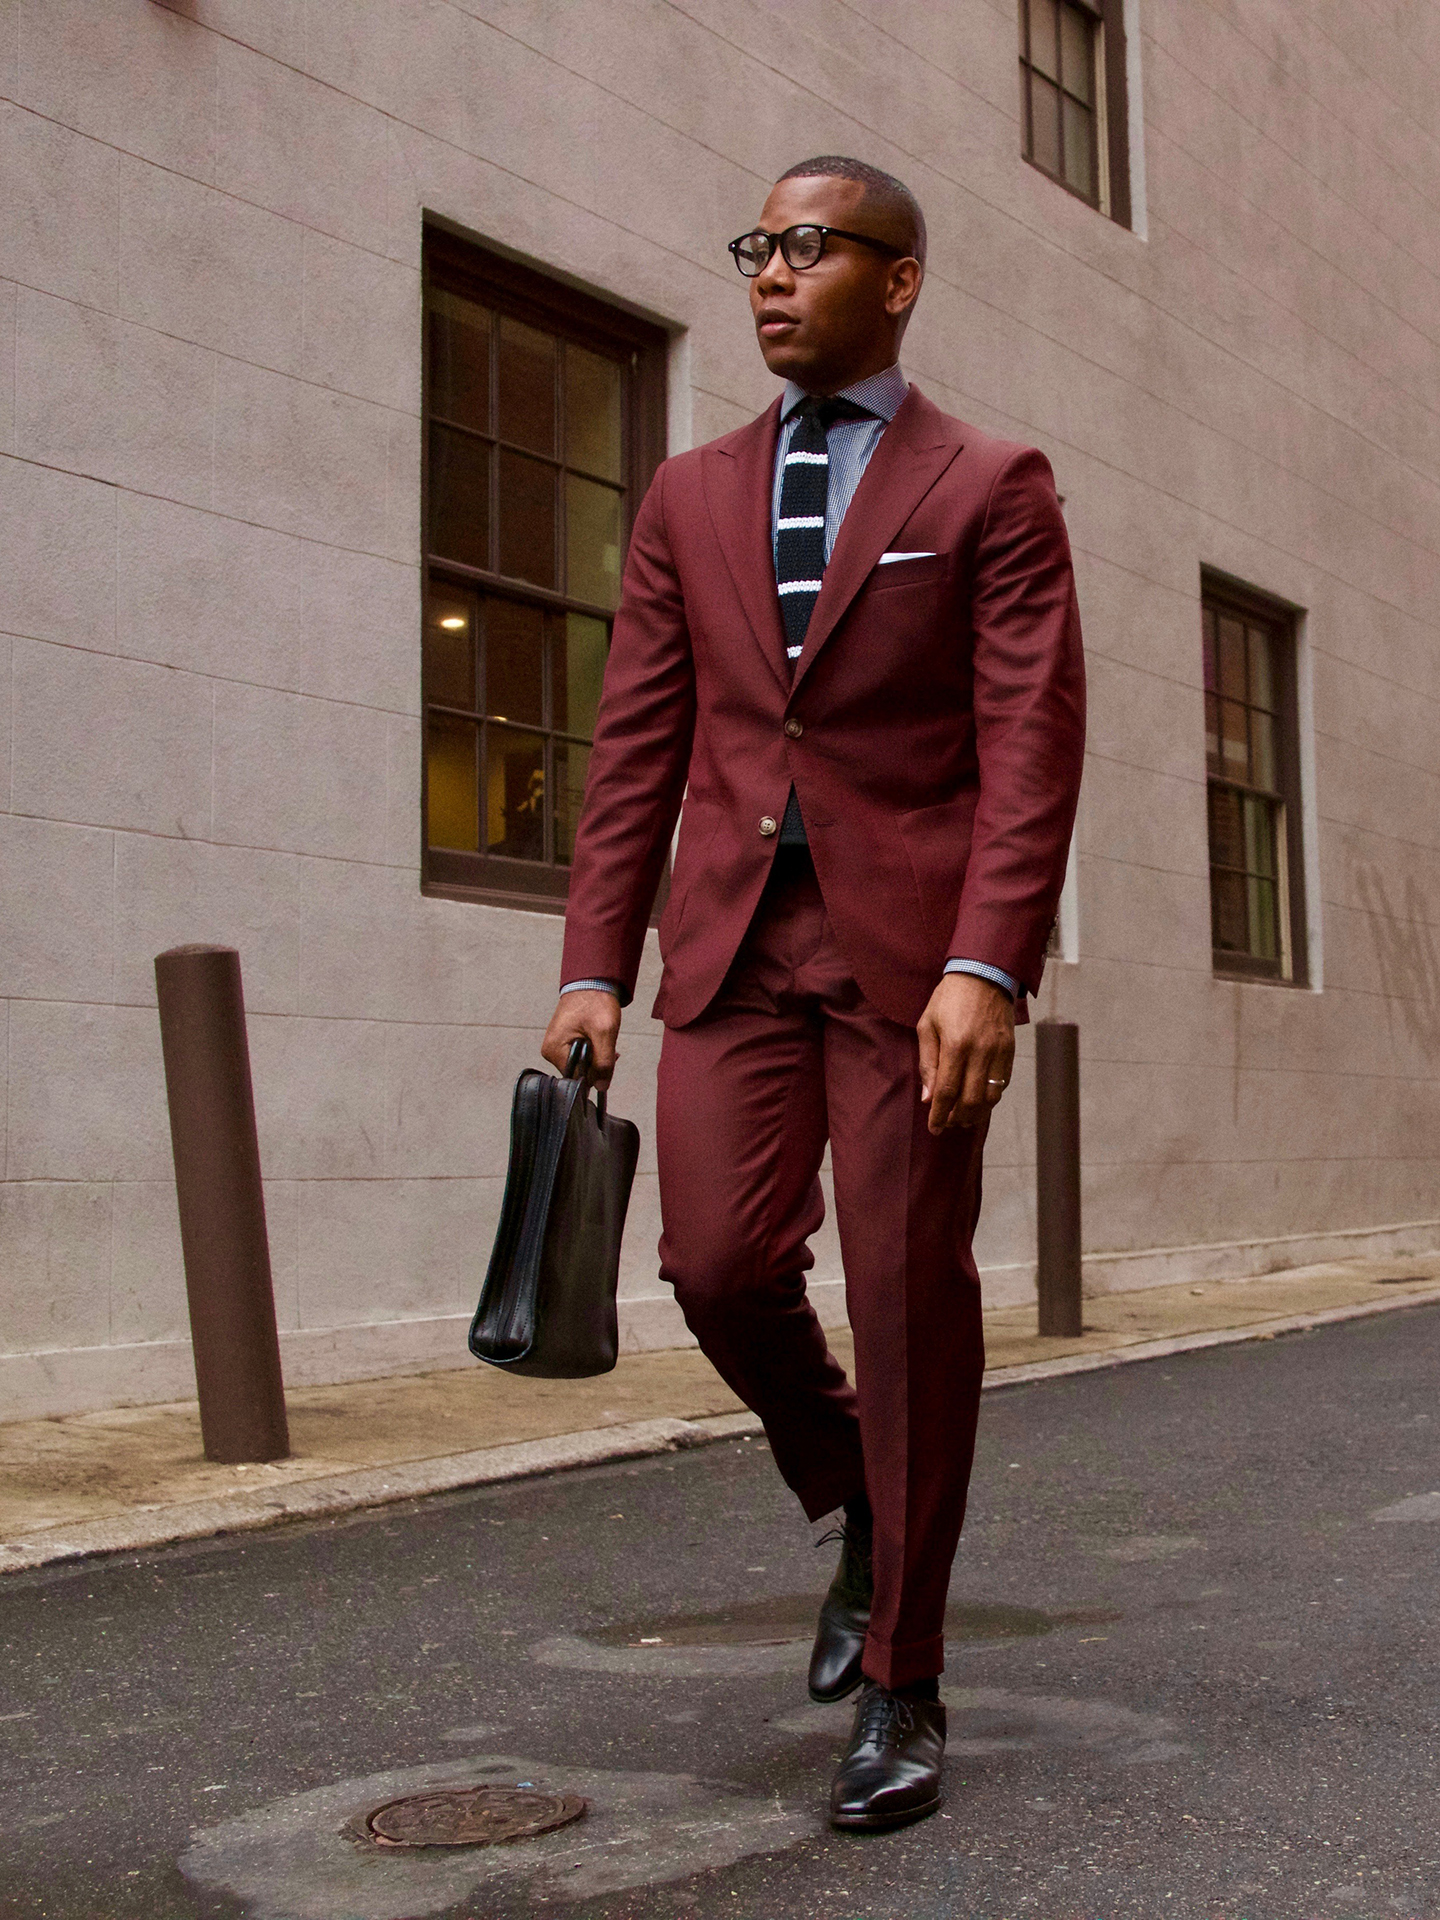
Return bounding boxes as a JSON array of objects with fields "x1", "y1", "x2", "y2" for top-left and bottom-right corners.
[
  {"x1": 732, "y1": 232, "x2": 771, "y2": 276},
  {"x1": 781, "y1": 226, "x2": 825, "y2": 269}
]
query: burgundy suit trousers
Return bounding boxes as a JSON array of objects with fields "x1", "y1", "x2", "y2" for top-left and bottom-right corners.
[{"x1": 656, "y1": 850, "x2": 987, "y2": 1688}]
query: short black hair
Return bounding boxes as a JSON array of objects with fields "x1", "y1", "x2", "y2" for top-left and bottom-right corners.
[{"x1": 775, "y1": 155, "x2": 927, "y2": 267}]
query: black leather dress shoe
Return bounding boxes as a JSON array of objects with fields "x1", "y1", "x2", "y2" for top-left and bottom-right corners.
[
  {"x1": 808, "y1": 1521, "x2": 873, "y2": 1703},
  {"x1": 829, "y1": 1683, "x2": 946, "y2": 1831}
]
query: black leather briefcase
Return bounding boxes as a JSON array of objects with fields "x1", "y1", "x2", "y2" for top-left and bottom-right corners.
[{"x1": 469, "y1": 1040, "x2": 640, "y2": 1378}]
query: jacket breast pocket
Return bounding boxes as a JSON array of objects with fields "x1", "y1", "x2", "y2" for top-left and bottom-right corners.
[{"x1": 866, "y1": 554, "x2": 950, "y2": 593}]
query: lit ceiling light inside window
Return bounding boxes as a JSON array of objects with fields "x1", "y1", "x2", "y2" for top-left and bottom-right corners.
[{"x1": 439, "y1": 615, "x2": 466, "y2": 629}]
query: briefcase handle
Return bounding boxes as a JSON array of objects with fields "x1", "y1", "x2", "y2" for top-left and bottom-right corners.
[{"x1": 565, "y1": 1036, "x2": 607, "y2": 1123}]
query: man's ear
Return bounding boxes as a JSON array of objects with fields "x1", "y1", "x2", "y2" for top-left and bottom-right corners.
[{"x1": 886, "y1": 258, "x2": 923, "y2": 320}]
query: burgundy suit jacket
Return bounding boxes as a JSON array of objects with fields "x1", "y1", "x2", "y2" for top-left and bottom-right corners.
[{"x1": 560, "y1": 386, "x2": 1086, "y2": 1031}]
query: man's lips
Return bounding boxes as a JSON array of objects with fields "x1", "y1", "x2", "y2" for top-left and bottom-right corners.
[{"x1": 756, "y1": 310, "x2": 800, "y2": 337}]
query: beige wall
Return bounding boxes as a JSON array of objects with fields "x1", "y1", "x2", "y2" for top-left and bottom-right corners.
[{"x1": 1, "y1": 0, "x2": 1437, "y2": 1418}]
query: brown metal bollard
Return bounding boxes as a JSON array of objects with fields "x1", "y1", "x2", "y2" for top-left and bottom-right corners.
[
  {"x1": 1035, "y1": 1018, "x2": 1083, "y2": 1339},
  {"x1": 154, "y1": 945, "x2": 289, "y2": 1463}
]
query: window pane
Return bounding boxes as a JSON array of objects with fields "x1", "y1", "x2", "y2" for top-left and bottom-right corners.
[
  {"x1": 1204, "y1": 691, "x2": 1221, "y2": 777},
  {"x1": 428, "y1": 426, "x2": 490, "y2": 571},
  {"x1": 1211, "y1": 868, "x2": 1248, "y2": 953},
  {"x1": 1060, "y1": 3, "x2": 1093, "y2": 101},
  {"x1": 497, "y1": 316, "x2": 557, "y2": 457},
  {"x1": 566, "y1": 345, "x2": 623, "y2": 482},
  {"x1": 1202, "y1": 606, "x2": 1218, "y2": 692},
  {"x1": 554, "y1": 739, "x2": 591, "y2": 865},
  {"x1": 1029, "y1": 0, "x2": 1059, "y2": 78},
  {"x1": 1244, "y1": 793, "x2": 1277, "y2": 879},
  {"x1": 497, "y1": 449, "x2": 558, "y2": 588},
  {"x1": 566, "y1": 475, "x2": 624, "y2": 611},
  {"x1": 485, "y1": 726, "x2": 546, "y2": 861},
  {"x1": 1247, "y1": 875, "x2": 1279, "y2": 960},
  {"x1": 1219, "y1": 699, "x2": 1248, "y2": 778},
  {"x1": 1029, "y1": 73, "x2": 1062, "y2": 175},
  {"x1": 1250, "y1": 708, "x2": 1276, "y2": 791},
  {"x1": 427, "y1": 290, "x2": 490, "y2": 433},
  {"x1": 483, "y1": 597, "x2": 545, "y2": 727},
  {"x1": 424, "y1": 585, "x2": 475, "y2": 708},
  {"x1": 1062, "y1": 96, "x2": 1095, "y2": 198},
  {"x1": 426, "y1": 715, "x2": 479, "y2": 851},
  {"x1": 1247, "y1": 625, "x2": 1275, "y2": 709},
  {"x1": 556, "y1": 611, "x2": 608, "y2": 739},
  {"x1": 1208, "y1": 784, "x2": 1245, "y2": 872},
  {"x1": 1217, "y1": 616, "x2": 1247, "y2": 698}
]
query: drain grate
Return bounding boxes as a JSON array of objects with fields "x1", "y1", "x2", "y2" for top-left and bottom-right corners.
[{"x1": 361, "y1": 1783, "x2": 587, "y2": 1850}]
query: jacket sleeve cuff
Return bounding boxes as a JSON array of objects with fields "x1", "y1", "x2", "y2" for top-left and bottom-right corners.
[{"x1": 944, "y1": 957, "x2": 1023, "y2": 1001}]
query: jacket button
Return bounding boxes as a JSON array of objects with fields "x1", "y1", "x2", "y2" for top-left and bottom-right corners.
[
  {"x1": 758, "y1": 815, "x2": 778, "y2": 837},
  {"x1": 784, "y1": 718, "x2": 804, "y2": 738}
]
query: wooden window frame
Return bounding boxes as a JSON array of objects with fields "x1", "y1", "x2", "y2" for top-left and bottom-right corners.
[
  {"x1": 1202, "y1": 575, "x2": 1309, "y2": 987},
  {"x1": 1019, "y1": 0, "x2": 1132, "y2": 228},
  {"x1": 421, "y1": 224, "x2": 669, "y2": 913}
]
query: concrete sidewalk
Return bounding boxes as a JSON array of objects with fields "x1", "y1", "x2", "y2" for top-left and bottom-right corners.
[{"x1": 3, "y1": 1254, "x2": 1436, "y2": 1575}]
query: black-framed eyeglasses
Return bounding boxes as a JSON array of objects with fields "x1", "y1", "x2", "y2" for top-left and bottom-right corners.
[{"x1": 728, "y1": 224, "x2": 905, "y2": 277}]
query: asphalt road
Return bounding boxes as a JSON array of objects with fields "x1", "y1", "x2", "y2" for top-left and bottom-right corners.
[{"x1": 3, "y1": 1303, "x2": 1438, "y2": 1920}]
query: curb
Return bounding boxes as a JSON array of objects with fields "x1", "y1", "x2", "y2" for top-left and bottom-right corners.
[
  {"x1": 4, "y1": 1286, "x2": 1438, "y2": 1577},
  {"x1": 0, "y1": 1412, "x2": 761, "y2": 1576},
  {"x1": 977, "y1": 1283, "x2": 1440, "y2": 1388}
]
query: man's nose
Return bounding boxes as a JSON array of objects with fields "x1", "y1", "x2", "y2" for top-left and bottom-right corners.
[{"x1": 755, "y1": 247, "x2": 795, "y2": 296}]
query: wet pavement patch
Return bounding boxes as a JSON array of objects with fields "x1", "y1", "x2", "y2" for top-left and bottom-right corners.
[
  {"x1": 536, "y1": 1597, "x2": 1122, "y2": 1677},
  {"x1": 776, "y1": 1687, "x2": 1190, "y2": 1766},
  {"x1": 1092, "y1": 1533, "x2": 1205, "y2": 1561},
  {"x1": 177, "y1": 1753, "x2": 819, "y2": 1917},
  {"x1": 1370, "y1": 1490, "x2": 1440, "y2": 1523}
]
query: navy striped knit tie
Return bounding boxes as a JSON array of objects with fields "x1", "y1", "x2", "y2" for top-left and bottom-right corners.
[
  {"x1": 775, "y1": 396, "x2": 843, "y2": 670},
  {"x1": 774, "y1": 396, "x2": 857, "y2": 843}
]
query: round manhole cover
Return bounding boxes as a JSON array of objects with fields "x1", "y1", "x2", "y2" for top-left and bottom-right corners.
[{"x1": 362, "y1": 1783, "x2": 587, "y2": 1849}]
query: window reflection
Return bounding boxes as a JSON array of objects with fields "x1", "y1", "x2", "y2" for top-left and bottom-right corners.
[
  {"x1": 557, "y1": 613, "x2": 608, "y2": 740},
  {"x1": 566, "y1": 475, "x2": 623, "y2": 610},
  {"x1": 424, "y1": 587, "x2": 474, "y2": 708},
  {"x1": 1020, "y1": 0, "x2": 1100, "y2": 204},
  {"x1": 1202, "y1": 592, "x2": 1296, "y2": 980},
  {"x1": 428, "y1": 291, "x2": 490, "y2": 433},
  {"x1": 428, "y1": 427, "x2": 490, "y2": 573},
  {"x1": 486, "y1": 727, "x2": 547, "y2": 862},
  {"x1": 498, "y1": 317, "x2": 556, "y2": 456},
  {"x1": 423, "y1": 253, "x2": 652, "y2": 888},
  {"x1": 485, "y1": 600, "x2": 545, "y2": 728},
  {"x1": 498, "y1": 450, "x2": 557, "y2": 588},
  {"x1": 427, "y1": 715, "x2": 479, "y2": 851},
  {"x1": 566, "y1": 344, "x2": 623, "y2": 481}
]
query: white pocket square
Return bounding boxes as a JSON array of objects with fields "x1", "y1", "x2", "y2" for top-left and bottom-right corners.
[{"x1": 877, "y1": 550, "x2": 938, "y2": 564}]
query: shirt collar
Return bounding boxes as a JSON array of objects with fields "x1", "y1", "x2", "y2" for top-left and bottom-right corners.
[{"x1": 780, "y1": 362, "x2": 909, "y2": 425}]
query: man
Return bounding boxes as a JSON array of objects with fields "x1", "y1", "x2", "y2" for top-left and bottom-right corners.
[{"x1": 542, "y1": 155, "x2": 1085, "y2": 1829}]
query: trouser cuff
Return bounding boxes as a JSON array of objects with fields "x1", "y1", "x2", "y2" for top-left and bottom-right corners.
[{"x1": 862, "y1": 1630, "x2": 945, "y2": 1690}]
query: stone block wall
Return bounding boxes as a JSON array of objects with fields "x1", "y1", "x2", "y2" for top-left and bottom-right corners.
[{"x1": 0, "y1": 0, "x2": 1436, "y2": 1416}]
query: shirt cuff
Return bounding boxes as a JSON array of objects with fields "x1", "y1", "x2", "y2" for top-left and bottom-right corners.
[
  {"x1": 944, "y1": 958, "x2": 1022, "y2": 1001},
  {"x1": 560, "y1": 978, "x2": 624, "y2": 997}
]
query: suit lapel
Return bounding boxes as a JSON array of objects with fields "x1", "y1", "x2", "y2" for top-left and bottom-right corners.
[
  {"x1": 701, "y1": 398, "x2": 789, "y2": 694},
  {"x1": 790, "y1": 388, "x2": 966, "y2": 696}
]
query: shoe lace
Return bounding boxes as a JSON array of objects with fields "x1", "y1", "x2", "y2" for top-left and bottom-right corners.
[
  {"x1": 855, "y1": 1684, "x2": 914, "y2": 1743},
  {"x1": 815, "y1": 1522, "x2": 873, "y2": 1585}
]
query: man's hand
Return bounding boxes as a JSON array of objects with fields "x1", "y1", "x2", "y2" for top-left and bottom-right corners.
[
  {"x1": 541, "y1": 989, "x2": 622, "y2": 1090},
  {"x1": 917, "y1": 973, "x2": 1016, "y2": 1135}
]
